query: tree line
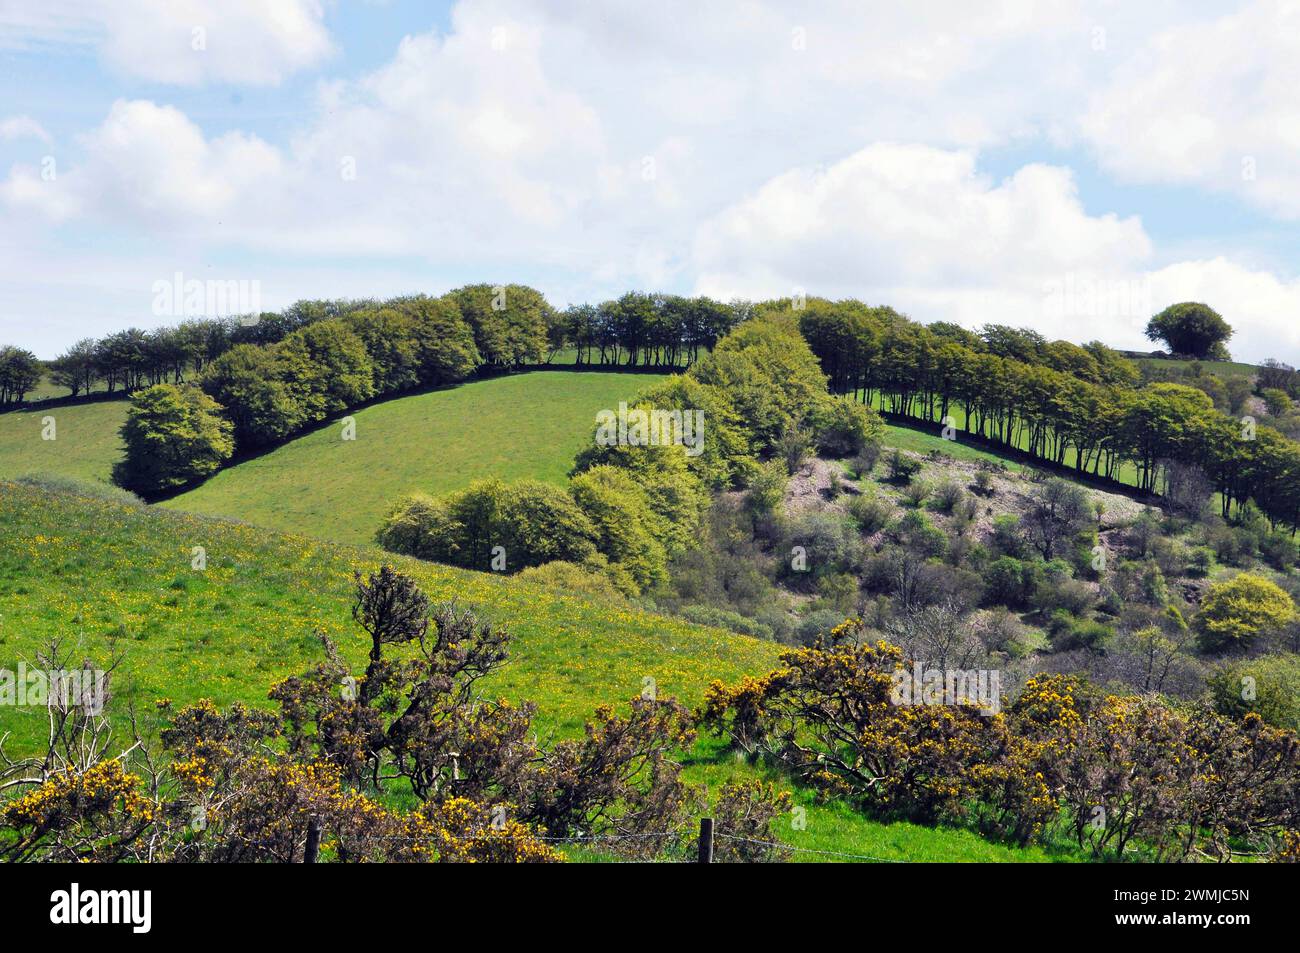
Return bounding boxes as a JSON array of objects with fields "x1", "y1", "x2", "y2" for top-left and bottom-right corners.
[
  {"x1": 22, "y1": 287, "x2": 747, "y2": 410},
  {"x1": 795, "y1": 298, "x2": 1300, "y2": 534},
  {"x1": 555, "y1": 292, "x2": 745, "y2": 367},
  {"x1": 106, "y1": 286, "x2": 762, "y2": 496}
]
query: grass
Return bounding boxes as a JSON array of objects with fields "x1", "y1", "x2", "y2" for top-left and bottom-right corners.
[
  {"x1": 1133, "y1": 357, "x2": 1259, "y2": 380},
  {"x1": 0, "y1": 479, "x2": 1072, "y2": 861},
  {"x1": 880, "y1": 421, "x2": 1027, "y2": 470},
  {"x1": 164, "y1": 371, "x2": 667, "y2": 545},
  {"x1": 0, "y1": 400, "x2": 128, "y2": 484},
  {"x1": 0, "y1": 479, "x2": 770, "y2": 750}
]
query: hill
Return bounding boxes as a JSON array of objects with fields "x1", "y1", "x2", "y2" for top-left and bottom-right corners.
[
  {"x1": 0, "y1": 479, "x2": 1065, "y2": 861},
  {"x1": 163, "y1": 371, "x2": 667, "y2": 545},
  {"x1": 0, "y1": 400, "x2": 127, "y2": 484}
]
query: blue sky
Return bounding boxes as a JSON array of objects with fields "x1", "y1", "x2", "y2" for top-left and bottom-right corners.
[{"x1": 3, "y1": 1, "x2": 1300, "y2": 362}]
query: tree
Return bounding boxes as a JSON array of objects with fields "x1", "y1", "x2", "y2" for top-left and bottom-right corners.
[
  {"x1": 276, "y1": 319, "x2": 375, "y2": 418},
  {"x1": 1196, "y1": 573, "x2": 1296, "y2": 653},
  {"x1": 0, "y1": 346, "x2": 41, "y2": 407},
  {"x1": 200, "y1": 344, "x2": 307, "y2": 448},
  {"x1": 112, "y1": 384, "x2": 234, "y2": 495},
  {"x1": 1144, "y1": 302, "x2": 1233, "y2": 360},
  {"x1": 49, "y1": 339, "x2": 99, "y2": 397},
  {"x1": 1021, "y1": 479, "x2": 1094, "y2": 560},
  {"x1": 568, "y1": 465, "x2": 668, "y2": 593}
]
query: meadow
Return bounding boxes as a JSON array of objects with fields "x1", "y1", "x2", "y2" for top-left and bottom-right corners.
[
  {"x1": 0, "y1": 399, "x2": 127, "y2": 484},
  {"x1": 162, "y1": 370, "x2": 668, "y2": 544}
]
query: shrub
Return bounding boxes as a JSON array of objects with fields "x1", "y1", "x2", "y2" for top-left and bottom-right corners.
[
  {"x1": 983, "y1": 556, "x2": 1038, "y2": 609},
  {"x1": 852, "y1": 442, "x2": 882, "y2": 479},
  {"x1": 1261, "y1": 531, "x2": 1298, "y2": 572},
  {"x1": 847, "y1": 492, "x2": 892, "y2": 535},
  {"x1": 1196, "y1": 573, "x2": 1296, "y2": 653},
  {"x1": 894, "y1": 510, "x2": 947, "y2": 559},
  {"x1": 972, "y1": 469, "x2": 995, "y2": 496},
  {"x1": 990, "y1": 515, "x2": 1027, "y2": 558},
  {"x1": 711, "y1": 780, "x2": 793, "y2": 863},
  {"x1": 1207, "y1": 655, "x2": 1300, "y2": 732},
  {"x1": 744, "y1": 459, "x2": 787, "y2": 517},
  {"x1": 811, "y1": 395, "x2": 885, "y2": 458},
  {"x1": 378, "y1": 479, "x2": 598, "y2": 573},
  {"x1": 776, "y1": 427, "x2": 811, "y2": 474},
  {"x1": 930, "y1": 479, "x2": 965, "y2": 514},
  {"x1": 886, "y1": 450, "x2": 922, "y2": 484},
  {"x1": 901, "y1": 480, "x2": 930, "y2": 508},
  {"x1": 779, "y1": 512, "x2": 862, "y2": 585},
  {"x1": 112, "y1": 384, "x2": 234, "y2": 496}
]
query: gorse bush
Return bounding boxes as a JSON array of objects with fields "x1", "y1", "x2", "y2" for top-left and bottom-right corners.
[
  {"x1": 701, "y1": 621, "x2": 1300, "y2": 860},
  {"x1": 3, "y1": 569, "x2": 783, "y2": 863}
]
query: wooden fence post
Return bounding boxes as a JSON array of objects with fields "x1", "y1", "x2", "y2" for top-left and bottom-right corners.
[
  {"x1": 697, "y1": 817, "x2": 714, "y2": 864},
  {"x1": 304, "y1": 815, "x2": 322, "y2": 864}
]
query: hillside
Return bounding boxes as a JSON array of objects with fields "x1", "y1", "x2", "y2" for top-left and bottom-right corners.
[
  {"x1": 0, "y1": 399, "x2": 127, "y2": 484},
  {"x1": 0, "y1": 479, "x2": 1065, "y2": 862},
  {"x1": 163, "y1": 371, "x2": 667, "y2": 544}
]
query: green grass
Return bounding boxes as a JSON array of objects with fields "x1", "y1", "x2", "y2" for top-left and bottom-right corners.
[
  {"x1": 1134, "y1": 357, "x2": 1259, "y2": 381},
  {"x1": 0, "y1": 479, "x2": 768, "y2": 751},
  {"x1": 880, "y1": 422, "x2": 1027, "y2": 470},
  {"x1": 163, "y1": 371, "x2": 668, "y2": 545},
  {"x1": 0, "y1": 400, "x2": 128, "y2": 484},
  {"x1": 0, "y1": 479, "x2": 1070, "y2": 861}
]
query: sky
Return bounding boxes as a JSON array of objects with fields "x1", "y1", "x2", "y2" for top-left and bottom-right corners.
[{"x1": 3, "y1": 0, "x2": 1300, "y2": 362}]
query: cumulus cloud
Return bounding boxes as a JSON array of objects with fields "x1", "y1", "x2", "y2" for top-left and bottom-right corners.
[
  {"x1": 1080, "y1": 0, "x2": 1300, "y2": 218},
  {"x1": 693, "y1": 143, "x2": 1300, "y2": 362},
  {"x1": 0, "y1": 0, "x2": 333, "y2": 85}
]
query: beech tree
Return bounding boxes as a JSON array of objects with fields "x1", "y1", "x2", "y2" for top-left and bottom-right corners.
[
  {"x1": 1144, "y1": 302, "x2": 1233, "y2": 360},
  {"x1": 112, "y1": 384, "x2": 234, "y2": 495}
]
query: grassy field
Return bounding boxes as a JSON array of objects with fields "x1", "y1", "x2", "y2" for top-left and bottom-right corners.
[
  {"x1": 0, "y1": 400, "x2": 128, "y2": 484},
  {"x1": 1133, "y1": 357, "x2": 1259, "y2": 381},
  {"x1": 0, "y1": 479, "x2": 1067, "y2": 861},
  {"x1": 880, "y1": 421, "x2": 1027, "y2": 471},
  {"x1": 164, "y1": 370, "x2": 668, "y2": 545}
]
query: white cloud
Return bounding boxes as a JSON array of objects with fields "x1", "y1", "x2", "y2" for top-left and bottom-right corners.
[
  {"x1": 0, "y1": 0, "x2": 332, "y2": 85},
  {"x1": 692, "y1": 142, "x2": 1300, "y2": 363},
  {"x1": 6, "y1": 0, "x2": 1300, "y2": 365},
  {"x1": 0, "y1": 115, "x2": 52, "y2": 143},
  {"x1": 1080, "y1": 0, "x2": 1300, "y2": 218}
]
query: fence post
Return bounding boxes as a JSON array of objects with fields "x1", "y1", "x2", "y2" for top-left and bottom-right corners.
[
  {"x1": 697, "y1": 817, "x2": 714, "y2": 864},
  {"x1": 304, "y1": 815, "x2": 322, "y2": 864}
]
